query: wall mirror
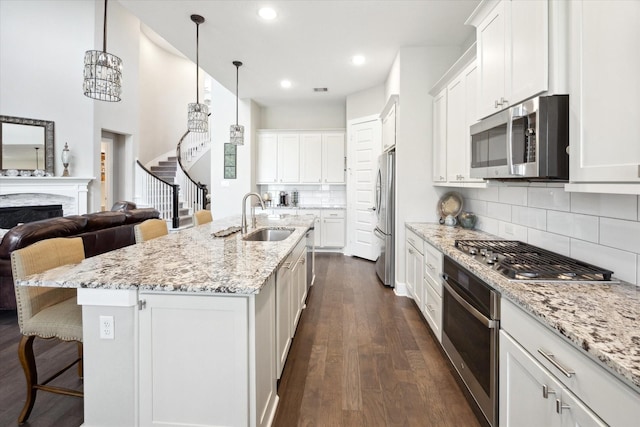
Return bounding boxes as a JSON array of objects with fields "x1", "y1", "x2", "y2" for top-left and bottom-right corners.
[{"x1": 0, "y1": 115, "x2": 55, "y2": 174}]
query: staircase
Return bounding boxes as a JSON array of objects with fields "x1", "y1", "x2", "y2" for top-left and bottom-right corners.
[{"x1": 149, "y1": 156, "x2": 192, "y2": 228}]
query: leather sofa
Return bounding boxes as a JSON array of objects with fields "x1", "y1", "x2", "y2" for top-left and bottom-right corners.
[{"x1": 0, "y1": 207, "x2": 160, "y2": 310}]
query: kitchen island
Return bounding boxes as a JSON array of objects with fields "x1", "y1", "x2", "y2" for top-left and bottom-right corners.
[{"x1": 17, "y1": 214, "x2": 315, "y2": 427}]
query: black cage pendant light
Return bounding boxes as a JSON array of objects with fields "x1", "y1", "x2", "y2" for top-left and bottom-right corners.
[
  {"x1": 230, "y1": 61, "x2": 244, "y2": 145},
  {"x1": 188, "y1": 14, "x2": 209, "y2": 133},
  {"x1": 83, "y1": 0, "x2": 123, "y2": 102}
]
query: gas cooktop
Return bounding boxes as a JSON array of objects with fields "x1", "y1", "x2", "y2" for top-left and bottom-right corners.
[{"x1": 454, "y1": 240, "x2": 615, "y2": 282}]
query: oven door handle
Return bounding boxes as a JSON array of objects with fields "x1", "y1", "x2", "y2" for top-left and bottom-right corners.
[{"x1": 442, "y1": 274, "x2": 499, "y2": 329}]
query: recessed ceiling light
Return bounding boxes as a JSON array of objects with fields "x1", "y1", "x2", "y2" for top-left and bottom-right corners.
[
  {"x1": 280, "y1": 79, "x2": 292, "y2": 89},
  {"x1": 258, "y1": 7, "x2": 277, "y2": 20},
  {"x1": 352, "y1": 55, "x2": 366, "y2": 66}
]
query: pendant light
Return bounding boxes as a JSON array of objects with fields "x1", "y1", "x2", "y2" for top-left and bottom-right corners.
[
  {"x1": 83, "y1": 0, "x2": 122, "y2": 102},
  {"x1": 230, "y1": 61, "x2": 245, "y2": 145},
  {"x1": 188, "y1": 14, "x2": 209, "y2": 133}
]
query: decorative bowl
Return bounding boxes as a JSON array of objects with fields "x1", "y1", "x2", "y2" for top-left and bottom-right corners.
[{"x1": 458, "y1": 211, "x2": 478, "y2": 229}]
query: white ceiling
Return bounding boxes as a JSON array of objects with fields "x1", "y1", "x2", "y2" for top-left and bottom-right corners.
[{"x1": 119, "y1": 0, "x2": 480, "y2": 107}]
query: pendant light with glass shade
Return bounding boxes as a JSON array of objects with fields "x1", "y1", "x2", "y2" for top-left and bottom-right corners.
[
  {"x1": 230, "y1": 61, "x2": 244, "y2": 145},
  {"x1": 83, "y1": 0, "x2": 122, "y2": 102},
  {"x1": 188, "y1": 14, "x2": 209, "y2": 133}
]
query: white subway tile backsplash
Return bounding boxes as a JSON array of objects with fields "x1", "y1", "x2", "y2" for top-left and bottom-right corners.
[
  {"x1": 570, "y1": 239, "x2": 637, "y2": 285},
  {"x1": 486, "y1": 202, "x2": 511, "y2": 222},
  {"x1": 599, "y1": 218, "x2": 640, "y2": 254},
  {"x1": 547, "y1": 211, "x2": 599, "y2": 243},
  {"x1": 528, "y1": 187, "x2": 570, "y2": 211},
  {"x1": 528, "y1": 229, "x2": 570, "y2": 256},
  {"x1": 465, "y1": 199, "x2": 487, "y2": 216},
  {"x1": 498, "y1": 221, "x2": 528, "y2": 241},
  {"x1": 512, "y1": 206, "x2": 547, "y2": 230},
  {"x1": 571, "y1": 193, "x2": 638, "y2": 220},
  {"x1": 499, "y1": 186, "x2": 528, "y2": 206},
  {"x1": 477, "y1": 187, "x2": 500, "y2": 202},
  {"x1": 476, "y1": 216, "x2": 499, "y2": 235}
]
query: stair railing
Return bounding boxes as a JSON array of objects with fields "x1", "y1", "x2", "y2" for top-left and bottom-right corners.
[
  {"x1": 135, "y1": 160, "x2": 180, "y2": 229},
  {"x1": 176, "y1": 130, "x2": 209, "y2": 214}
]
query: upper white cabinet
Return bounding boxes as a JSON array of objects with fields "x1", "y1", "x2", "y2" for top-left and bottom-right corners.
[
  {"x1": 257, "y1": 130, "x2": 345, "y2": 185},
  {"x1": 432, "y1": 87, "x2": 447, "y2": 183},
  {"x1": 566, "y1": 0, "x2": 640, "y2": 184},
  {"x1": 322, "y1": 133, "x2": 346, "y2": 184},
  {"x1": 381, "y1": 95, "x2": 398, "y2": 151},
  {"x1": 468, "y1": 0, "x2": 548, "y2": 119}
]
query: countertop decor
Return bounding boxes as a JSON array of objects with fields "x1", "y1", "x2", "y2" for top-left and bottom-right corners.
[{"x1": 406, "y1": 222, "x2": 640, "y2": 393}]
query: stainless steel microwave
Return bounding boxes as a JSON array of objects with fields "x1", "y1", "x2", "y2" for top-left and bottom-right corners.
[{"x1": 470, "y1": 95, "x2": 569, "y2": 180}]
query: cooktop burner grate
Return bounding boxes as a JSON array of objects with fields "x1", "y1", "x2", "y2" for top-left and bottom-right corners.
[{"x1": 455, "y1": 240, "x2": 614, "y2": 281}]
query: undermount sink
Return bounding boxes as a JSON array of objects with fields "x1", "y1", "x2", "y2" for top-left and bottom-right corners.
[{"x1": 243, "y1": 228, "x2": 294, "y2": 242}]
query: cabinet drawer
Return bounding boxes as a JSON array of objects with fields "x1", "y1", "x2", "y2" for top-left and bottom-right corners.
[
  {"x1": 423, "y1": 241, "x2": 443, "y2": 292},
  {"x1": 321, "y1": 209, "x2": 344, "y2": 219},
  {"x1": 406, "y1": 229, "x2": 424, "y2": 254},
  {"x1": 501, "y1": 299, "x2": 640, "y2": 426},
  {"x1": 423, "y1": 279, "x2": 442, "y2": 342}
]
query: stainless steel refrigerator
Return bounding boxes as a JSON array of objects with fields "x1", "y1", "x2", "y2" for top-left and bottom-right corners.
[{"x1": 374, "y1": 150, "x2": 395, "y2": 287}]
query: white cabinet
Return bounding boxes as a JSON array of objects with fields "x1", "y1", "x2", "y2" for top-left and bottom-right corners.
[
  {"x1": 277, "y1": 134, "x2": 300, "y2": 183},
  {"x1": 290, "y1": 241, "x2": 307, "y2": 334},
  {"x1": 300, "y1": 134, "x2": 322, "y2": 183},
  {"x1": 276, "y1": 258, "x2": 292, "y2": 378},
  {"x1": 322, "y1": 133, "x2": 345, "y2": 184},
  {"x1": 567, "y1": 0, "x2": 640, "y2": 184},
  {"x1": 405, "y1": 229, "x2": 424, "y2": 310},
  {"x1": 470, "y1": 0, "x2": 548, "y2": 119},
  {"x1": 422, "y1": 240, "x2": 443, "y2": 341},
  {"x1": 257, "y1": 130, "x2": 345, "y2": 185},
  {"x1": 305, "y1": 209, "x2": 322, "y2": 247},
  {"x1": 138, "y1": 279, "x2": 277, "y2": 427},
  {"x1": 500, "y1": 331, "x2": 605, "y2": 427},
  {"x1": 321, "y1": 209, "x2": 345, "y2": 248},
  {"x1": 432, "y1": 88, "x2": 447, "y2": 182},
  {"x1": 381, "y1": 95, "x2": 398, "y2": 151},
  {"x1": 501, "y1": 298, "x2": 640, "y2": 427},
  {"x1": 257, "y1": 133, "x2": 278, "y2": 184}
]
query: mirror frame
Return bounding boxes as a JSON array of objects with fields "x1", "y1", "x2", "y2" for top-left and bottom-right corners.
[{"x1": 0, "y1": 115, "x2": 55, "y2": 174}]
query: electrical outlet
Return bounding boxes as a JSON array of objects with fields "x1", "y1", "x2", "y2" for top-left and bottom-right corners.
[{"x1": 99, "y1": 315, "x2": 114, "y2": 340}]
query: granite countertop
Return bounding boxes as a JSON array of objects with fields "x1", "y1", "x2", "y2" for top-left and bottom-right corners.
[
  {"x1": 406, "y1": 222, "x2": 640, "y2": 393},
  {"x1": 17, "y1": 214, "x2": 314, "y2": 295}
]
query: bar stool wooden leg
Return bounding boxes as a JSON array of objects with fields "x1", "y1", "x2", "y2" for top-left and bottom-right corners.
[{"x1": 17, "y1": 335, "x2": 37, "y2": 424}]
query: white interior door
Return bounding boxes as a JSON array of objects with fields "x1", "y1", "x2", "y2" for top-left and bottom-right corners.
[
  {"x1": 347, "y1": 116, "x2": 381, "y2": 260},
  {"x1": 100, "y1": 136, "x2": 114, "y2": 211}
]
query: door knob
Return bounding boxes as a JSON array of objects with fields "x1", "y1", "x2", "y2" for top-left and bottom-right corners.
[{"x1": 368, "y1": 207, "x2": 376, "y2": 211}]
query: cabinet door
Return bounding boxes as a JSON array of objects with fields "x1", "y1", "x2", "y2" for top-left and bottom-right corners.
[
  {"x1": 463, "y1": 62, "x2": 483, "y2": 183},
  {"x1": 477, "y1": 1, "x2": 507, "y2": 119},
  {"x1": 322, "y1": 133, "x2": 345, "y2": 184},
  {"x1": 559, "y1": 388, "x2": 607, "y2": 427},
  {"x1": 413, "y1": 249, "x2": 424, "y2": 310},
  {"x1": 321, "y1": 212, "x2": 345, "y2": 247},
  {"x1": 277, "y1": 134, "x2": 300, "y2": 183},
  {"x1": 432, "y1": 88, "x2": 447, "y2": 182},
  {"x1": 423, "y1": 279, "x2": 442, "y2": 341},
  {"x1": 382, "y1": 103, "x2": 396, "y2": 151},
  {"x1": 500, "y1": 331, "x2": 562, "y2": 427},
  {"x1": 446, "y1": 73, "x2": 467, "y2": 182},
  {"x1": 509, "y1": 0, "x2": 548, "y2": 106},
  {"x1": 569, "y1": 0, "x2": 640, "y2": 182},
  {"x1": 257, "y1": 133, "x2": 278, "y2": 184},
  {"x1": 276, "y1": 264, "x2": 292, "y2": 378},
  {"x1": 300, "y1": 134, "x2": 322, "y2": 183},
  {"x1": 405, "y1": 243, "x2": 416, "y2": 297}
]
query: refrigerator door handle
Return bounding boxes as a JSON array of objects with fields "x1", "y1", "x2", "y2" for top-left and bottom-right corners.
[
  {"x1": 375, "y1": 169, "x2": 382, "y2": 216},
  {"x1": 373, "y1": 227, "x2": 386, "y2": 240}
]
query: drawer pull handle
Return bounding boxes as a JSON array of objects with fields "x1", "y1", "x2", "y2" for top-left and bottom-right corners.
[
  {"x1": 408, "y1": 248, "x2": 414, "y2": 255},
  {"x1": 408, "y1": 238, "x2": 415, "y2": 246},
  {"x1": 426, "y1": 263, "x2": 435, "y2": 271},
  {"x1": 538, "y1": 349, "x2": 575, "y2": 378},
  {"x1": 556, "y1": 399, "x2": 571, "y2": 414},
  {"x1": 426, "y1": 304, "x2": 435, "y2": 313},
  {"x1": 542, "y1": 384, "x2": 556, "y2": 399}
]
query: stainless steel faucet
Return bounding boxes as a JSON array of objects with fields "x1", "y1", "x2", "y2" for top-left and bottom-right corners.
[{"x1": 241, "y1": 192, "x2": 266, "y2": 233}]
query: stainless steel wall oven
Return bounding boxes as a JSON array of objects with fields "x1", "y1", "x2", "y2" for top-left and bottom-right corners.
[{"x1": 442, "y1": 256, "x2": 500, "y2": 427}]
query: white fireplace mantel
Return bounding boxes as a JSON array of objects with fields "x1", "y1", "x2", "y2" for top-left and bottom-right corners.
[{"x1": 0, "y1": 176, "x2": 94, "y2": 215}]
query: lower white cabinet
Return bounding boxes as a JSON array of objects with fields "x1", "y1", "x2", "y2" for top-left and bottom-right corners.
[
  {"x1": 320, "y1": 209, "x2": 345, "y2": 248},
  {"x1": 276, "y1": 238, "x2": 307, "y2": 379},
  {"x1": 423, "y1": 279, "x2": 442, "y2": 342},
  {"x1": 405, "y1": 233, "x2": 424, "y2": 310},
  {"x1": 501, "y1": 298, "x2": 640, "y2": 427},
  {"x1": 500, "y1": 331, "x2": 605, "y2": 427},
  {"x1": 138, "y1": 277, "x2": 277, "y2": 427}
]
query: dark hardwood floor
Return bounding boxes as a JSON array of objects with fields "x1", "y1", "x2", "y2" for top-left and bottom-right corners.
[
  {"x1": 273, "y1": 253, "x2": 480, "y2": 427},
  {"x1": 0, "y1": 253, "x2": 479, "y2": 427}
]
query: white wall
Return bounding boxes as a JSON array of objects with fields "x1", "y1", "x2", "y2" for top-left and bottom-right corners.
[
  {"x1": 393, "y1": 46, "x2": 461, "y2": 289},
  {"x1": 346, "y1": 84, "x2": 385, "y2": 121},
  {"x1": 208, "y1": 80, "x2": 253, "y2": 219},
  {"x1": 456, "y1": 184, "x2": 640, "y2": 286},
  {"x1": 385, "y1": 53, "x2": 401, "y2": 101},
  {"x1": 260, "y1": 102, "x2": 346, "y2": 129}
]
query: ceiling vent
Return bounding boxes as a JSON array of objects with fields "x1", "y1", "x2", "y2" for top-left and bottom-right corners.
[{"x1": 313, "y1": 87, "x2": 328, "y2": 92}]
